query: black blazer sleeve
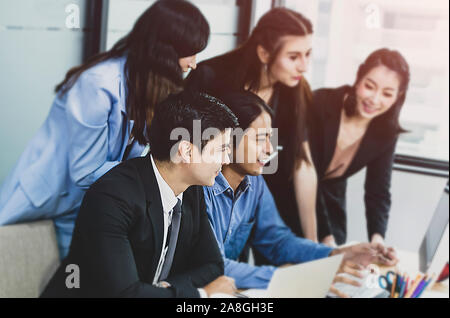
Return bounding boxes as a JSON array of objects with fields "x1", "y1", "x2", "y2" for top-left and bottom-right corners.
[
  {"x1": 364, "y1": 139, "x2": 397, "y2": 240},
  {"x1": 166, "y1": 189, "x2": 224, "y2": 289},
  {"x1": 316, "y1": 185, "x2": 333, "y2": 239},
  {"x1": 75, "y1": 190, "x2": 200, "y2": 298}
]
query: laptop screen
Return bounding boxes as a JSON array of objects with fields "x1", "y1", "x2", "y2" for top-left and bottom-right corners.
[{"x1": 419, "y1": 182, "x2": 449, "y2": 272}]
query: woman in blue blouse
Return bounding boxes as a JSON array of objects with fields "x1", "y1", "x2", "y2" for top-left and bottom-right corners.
[{"x1": 0, "y1": 0, "x2": 210, "y2": 258}]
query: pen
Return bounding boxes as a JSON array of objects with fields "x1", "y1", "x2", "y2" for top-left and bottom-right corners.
[
  {"x1": 398, "y1": 272, "x2": 406, "y2": 298},
  {"x1": 390, "y1": 270, "x2": 398, "y2": 298},
  {"x1": 399, "y1": 274, "x2": 408, "y2": 298},
  {"x1": 411, "y1": 275, "x2": 428, "y2": 298},
  {"x1": 407, "y1": 278, "x2": 414, "y2": 295},
  {"x1": 405, "y1": 274, "x2": 423, "y2": 298},
  {"x1": 395, "y1": 273, "x2": 403, "y2": 298},
  {"x1": 414, "y1": 274, "x2": 435, "y2": 298}
]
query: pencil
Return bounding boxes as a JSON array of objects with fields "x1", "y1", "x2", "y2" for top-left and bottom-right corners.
[
  {"x1": 391, "y1": 270, "x2": 398, "y2": 298},
  {"x1": 415, "y1": 274, "x2": 436, "y2": 298},
  {"x1": 394, "y1": 273, "x2": 403, "y2": 298},
  {"x1": 404, "y1": 277, "x2": 410, "y2": 296},
  {"x1": 399, "y1": 274, "x2": 408, "y2": 298},
  {"x1": 405, "y1": 274, "x2": 423, "y2": 298},
  {"x1": 411, "y1": 275, "x2": 428, "y2": 298}
]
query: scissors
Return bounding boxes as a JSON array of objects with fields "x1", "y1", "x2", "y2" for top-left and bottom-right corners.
[{"x1": 378, "y1": 271, "x2": 396, "y2": 292}]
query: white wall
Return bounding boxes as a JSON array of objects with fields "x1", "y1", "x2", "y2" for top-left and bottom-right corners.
[
  {"x1": 0, "y1": 0, "x2": 89, "y2": 183},
  {"x1": 346, "y1": 169, "x2": 448, "y2": 252}
]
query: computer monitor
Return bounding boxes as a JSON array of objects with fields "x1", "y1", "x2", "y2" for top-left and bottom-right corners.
[{"x1": 419, "y1": 182, "x2": 449, "y2": 275}]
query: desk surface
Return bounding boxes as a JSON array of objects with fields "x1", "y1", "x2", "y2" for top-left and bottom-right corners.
[{"x1": 240, "y1": 247, "x2": 448, "y2": 298}]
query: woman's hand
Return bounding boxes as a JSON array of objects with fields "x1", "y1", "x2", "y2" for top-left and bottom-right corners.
[
  {"x1": 329, "y1": 261, "x2": 365, "y2": 298},
  {"x1": 322, "y1": 235, "x2": 338, "y2": 247},
  {"x1": 331, "y1": 242, "x2": 398, "y2": 267},
  {"x1": 371, "y1": 234, "x2": 398, "y2": 266},
  {"x1": 371, "y1": 233, "x2": 384, "y2": 245}
]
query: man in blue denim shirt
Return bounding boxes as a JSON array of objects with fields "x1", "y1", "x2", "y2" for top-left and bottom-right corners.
[
  {"x1": 205, "y1": 171, "x2": 334, "y2": 289},
  {"x1": 203, "y1": 92, "x2": 398, "y2": 291}
]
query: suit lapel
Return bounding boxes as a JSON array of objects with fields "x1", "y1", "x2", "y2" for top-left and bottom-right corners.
[
  {"x1": 136, "y1": 154, "x2": 197, "y2": 277},
  {"x1": 345, "y1": 123, "x2": 392, "y2": 177},
  {"x1": 138, "y1": 154, "x2": 165, "y2": 277}
]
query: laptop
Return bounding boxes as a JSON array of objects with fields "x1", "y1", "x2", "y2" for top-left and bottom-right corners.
[
  {"x1": 419, "y1": 182, "x2": 449, "y2": 276},
  {"x1": 241, "y1": 254, "x2": 343, "y2": 298}
]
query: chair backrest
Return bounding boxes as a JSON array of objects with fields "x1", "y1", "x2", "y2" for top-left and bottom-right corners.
[{"x1": 0, "y1": 220, "x2": 60, "y2": 298}]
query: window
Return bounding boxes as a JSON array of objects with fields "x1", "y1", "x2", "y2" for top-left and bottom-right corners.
[
  {"x1": 283, "y1": 0, "x2": 449, "y2": 164},
  {"x1": 103, "y1": 0, "x2": 247, "y2": 62}
]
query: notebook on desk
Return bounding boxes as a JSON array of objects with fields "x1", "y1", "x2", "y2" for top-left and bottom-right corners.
[{"x1": 241, "y1": 254, "x2": 344, "y2": 298}]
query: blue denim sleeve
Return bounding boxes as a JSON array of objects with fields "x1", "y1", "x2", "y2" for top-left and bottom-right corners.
[
  {"x1": 202, "y1": 186, "x2": 276, "y2": 290},
  {"x1": 251, "y1": 177, "x2": 333, "y2": 265},
  {"x1": 224, "y1": 258, "x2": 276, "y2": 290}
]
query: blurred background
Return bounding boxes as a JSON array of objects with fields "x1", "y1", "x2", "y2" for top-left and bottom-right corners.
[{"x1": 0, "y1": 0, "x2": 448, "y2": 252}]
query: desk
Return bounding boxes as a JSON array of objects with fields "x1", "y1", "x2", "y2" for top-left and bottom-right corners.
[
  {"x1": 379, "y1": 249, "x2": 449, "y2": 297},
  {"x1": 239, "y1": 247, "x2": 448, "y2": 298}
]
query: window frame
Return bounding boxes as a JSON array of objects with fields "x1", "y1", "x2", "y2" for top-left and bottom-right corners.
[{"x1": 393, "y1": 154, "x2": 449, "y2": 178}]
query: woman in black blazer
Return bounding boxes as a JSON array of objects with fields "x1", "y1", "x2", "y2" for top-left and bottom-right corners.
[
  {"x1": 306, "y1": 49, "x2": 410, "y2": 247},
  {"x1": 185, "y1": 8, "x2": 320, "y2": 246}
]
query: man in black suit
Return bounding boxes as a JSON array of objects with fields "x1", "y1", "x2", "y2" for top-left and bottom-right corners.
[{"x1": 41, "y1": 91, "x2": 239, "y2": 298}]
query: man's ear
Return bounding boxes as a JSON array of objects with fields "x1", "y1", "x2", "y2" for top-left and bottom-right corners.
[
  {"x1": 178, "y1": 140, "x2": 192, "y2": 163},
  {"x1": 256, "y1": 44, "x2": 270, "y2": 65}
]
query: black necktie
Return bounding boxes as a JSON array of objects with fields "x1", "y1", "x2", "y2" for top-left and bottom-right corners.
[{"x1": 159, "y1": 199, "x2": 182, "y2": 281}]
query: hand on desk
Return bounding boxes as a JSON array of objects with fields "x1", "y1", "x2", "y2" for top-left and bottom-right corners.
[
  {"x1": 327, "y1": 243, "x2": 398, "y2": 297},
  {"x1": 321, "y1": 235, "x2": 397, "y2": 266},
  {"x1": 203, "y1": 276, "x2": 236, "y2": 297},
  {"x1": 330, "y1": 242, "x2": 398, "y2": 267},
  {"x1": 329, "y1": 260, "x2": 365, "y2": 298},
  {"x1": 370, "y1": 233, "x2": 398, "y2": 266}
]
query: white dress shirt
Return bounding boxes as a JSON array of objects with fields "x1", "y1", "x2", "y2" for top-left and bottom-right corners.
[
  {"x1": 149, "y1": 155, "x2": 208, "y2": 298},
  {"x1": 150, "y1": 155, "x2": 183, "y2": 285}
]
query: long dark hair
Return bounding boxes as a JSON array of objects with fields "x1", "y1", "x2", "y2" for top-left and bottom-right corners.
[
  {"x1": 344, "y1": 48, "x2": 410, "y2": 135},
  {"x1": 219, "y1": 91, "x2": 274, "y2": 131},
  {"x1": 55, "y1": 0, "x2": 210, "y2": 145},
  {"x1": 189, "y1": 8, "x2": 314, "y2": 177}
]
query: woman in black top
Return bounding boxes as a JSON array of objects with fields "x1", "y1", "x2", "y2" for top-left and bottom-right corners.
[
  {"x1": 185, "y1": 8, "x2": 321, "y2": 243},
  {"x1": 308, "y1": 49, "x2": 410, "y2": 247}
]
